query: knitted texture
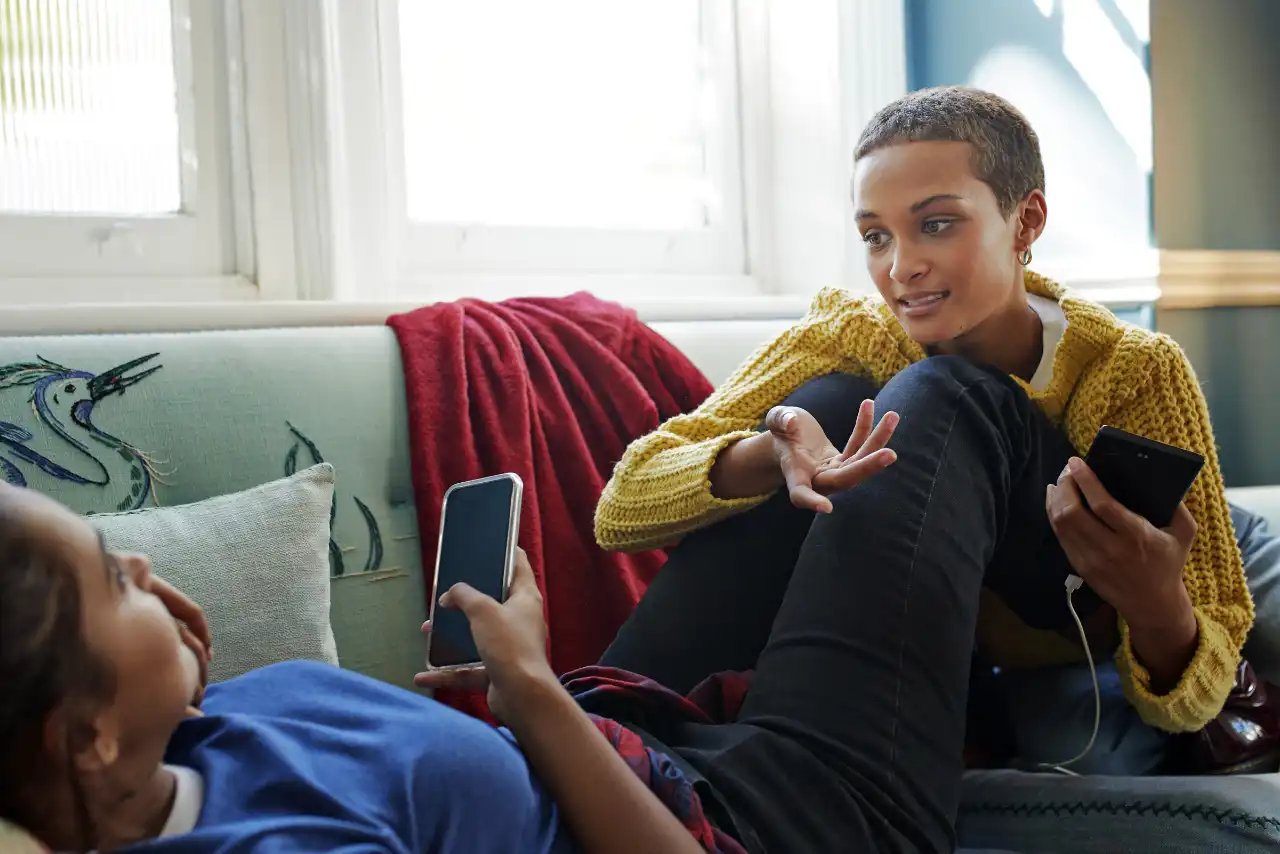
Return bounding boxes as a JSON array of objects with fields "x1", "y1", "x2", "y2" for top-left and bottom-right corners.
[{"x1": 595, "y1": 271, "x2": 1253, "y2": 733}]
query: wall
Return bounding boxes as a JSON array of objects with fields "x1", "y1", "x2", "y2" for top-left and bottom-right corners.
[
  {"x1": 1151, "y1": 0, "x2": 1280, "y2": 486},
  {"x1": 1160, "y1": 307, "x2": 1280, "y2": 486},
  {"x1": 1151, "y1": 0, "x2": 1280, "y2": 252}
]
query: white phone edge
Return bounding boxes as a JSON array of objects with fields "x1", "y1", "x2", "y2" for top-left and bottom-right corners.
[{"x1": 423, "y1": 472, "x2": 524, "y2": 673}]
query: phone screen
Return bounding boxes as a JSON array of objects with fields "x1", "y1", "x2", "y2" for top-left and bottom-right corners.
[{"x1": 428, "y1": 476, "x2": 519, "y2": 668}]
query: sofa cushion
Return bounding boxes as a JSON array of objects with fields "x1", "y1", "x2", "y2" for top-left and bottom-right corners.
[
  {"x1": 94, "y1": 464, "x2": 340, "y2": 682},
  {"x1": 1231, "y1": 502, "x2": 1280, "y2": 686},
  {"x1": 959, "y1": 769, "x2": 1280, "y2": 853}
]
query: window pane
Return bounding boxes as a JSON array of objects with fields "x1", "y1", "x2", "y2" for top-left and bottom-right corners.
[
  {"x1": 398, "y1": 0, "x2": 720, "y2": 230},
  {"x1": 0, "y1": 0, "x2": 181, "y2": 215}
]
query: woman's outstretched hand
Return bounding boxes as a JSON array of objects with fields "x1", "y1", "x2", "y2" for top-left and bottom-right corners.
[
  {"x1": 414, "y1": 548, "x2": 555, "y2": 724},
  {"x1": 766, "y1": 398, "x2": 899, "y2": 514}
]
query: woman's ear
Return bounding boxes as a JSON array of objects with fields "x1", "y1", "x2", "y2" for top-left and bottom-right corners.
[{"x1": 1014, "y1": 189, "x2": 1048, "y2": 256}]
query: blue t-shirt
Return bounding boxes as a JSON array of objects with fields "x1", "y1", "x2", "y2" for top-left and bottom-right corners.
[{"x1": 127, "y1": 661, "x2": 577, "y2": 853}]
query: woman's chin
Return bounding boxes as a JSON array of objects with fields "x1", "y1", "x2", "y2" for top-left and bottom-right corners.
[{"x1": 897, "y1": 314, "x2": 957, "y2": 348}]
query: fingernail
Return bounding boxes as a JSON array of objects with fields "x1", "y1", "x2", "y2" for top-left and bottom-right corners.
[
  {"x1": 1067, "y1": 457, "x2": 1083, "y2": 474},
  {"x1": 781, "y1": 411, "x2": 795, "y2": 428}
]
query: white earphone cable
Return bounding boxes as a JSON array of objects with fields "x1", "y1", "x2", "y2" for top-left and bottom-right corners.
[{"x1": 1037, "y1": 574, "x2": 1100, "y2": 776}]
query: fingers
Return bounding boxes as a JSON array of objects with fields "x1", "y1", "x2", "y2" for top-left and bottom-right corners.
[
  {"x1": 812, "y1": 447, "x2": 897, "y2": 493},
  {"x1": 850, "y1": 410, "x2": 900, "y2": 461},
  {"x1": 1167, "y1": 501, "x2": 1198, "y2": 546},
  {"x1": 414, "y1": 665, "x2": 490, "y2": 692},
  {"x1": 840, "y1": 399, "x2": 875, "y2": 459},
  {"x1": 789, "y1": 482, "x2": 831, "y2": 514},
  {"x1": 508, "y1": 548, "x2": 539, "y2": 599},
  {"x1": 1064, "y1": 458, "x2": 1140, "y2": 534},
  {"x1": 1046, "y1": 474, "x2": 1114, "y2": 548},
  {"x1": 150, "y1": 577, "x2": 213, "y2": 658}
]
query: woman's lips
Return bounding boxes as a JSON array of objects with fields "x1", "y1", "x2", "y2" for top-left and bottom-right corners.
[{"x1": 898, "y1": 290, "x2": 950, "y2": 317}]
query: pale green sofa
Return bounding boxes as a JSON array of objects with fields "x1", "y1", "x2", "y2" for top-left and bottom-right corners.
[{"x1": 1, "y1": 305, "x2": 1277, "y2": 853}]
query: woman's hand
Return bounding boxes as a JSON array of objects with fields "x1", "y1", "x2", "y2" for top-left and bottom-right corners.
[
  {"x1": 1047, "y1": 457, "x2": 1200, "y2": 691},
  {"x1": 414, "y1": 548, "x2": 556, "y2": 724},
  {"x1": 766, "y1": 398, "x2": 899, "y2": 513},
  {"x1": 145, "y1": 575, "x2": 211, "y2": 712}
]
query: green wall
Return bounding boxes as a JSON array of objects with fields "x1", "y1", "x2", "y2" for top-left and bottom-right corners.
[
  {"x1": 1160, "y1": 307, "x2": 1280, "y2": 487},
  {"x1": 1151, "y1": 0, "x2": 1280, "y2": 486}
]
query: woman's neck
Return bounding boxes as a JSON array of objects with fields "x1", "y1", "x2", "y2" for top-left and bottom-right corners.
[{"x1": 934, "y1": 293, "x2": 1044, "y2": 381}]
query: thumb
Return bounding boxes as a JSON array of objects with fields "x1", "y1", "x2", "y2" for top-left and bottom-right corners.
[
  {"x1": 439, "y1": 582, "x2": 490, "y2": 617},
  {"x1": 764, "y1": 406, "x2": 801, "y2": 438}
]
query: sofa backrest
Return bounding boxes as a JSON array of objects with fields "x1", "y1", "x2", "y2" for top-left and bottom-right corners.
[
  {"x1": 2, "y1": 308, "x2": 1273, "y2": 689},
  {"x1": 0, "y1": 328, "x2": 427, "y2": 687}
]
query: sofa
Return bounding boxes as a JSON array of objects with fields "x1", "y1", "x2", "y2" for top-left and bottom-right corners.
[{"x1": 1, "y1": 307, "x2": 1277, "y2": 853}]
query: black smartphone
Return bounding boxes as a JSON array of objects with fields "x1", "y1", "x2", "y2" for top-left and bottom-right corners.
[
  {"x1": 1083, "y1": 426, "x2": 1204, "y2": 528},
  {"x1": 424, "y1": 473, "x2": 523, "y2": 671}
]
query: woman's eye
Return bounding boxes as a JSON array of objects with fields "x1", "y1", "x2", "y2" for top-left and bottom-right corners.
[
  {"x1": 862, "y1": 231, "x2": 887, "y2": 248},
  {"x1": 922, "y1": 219, "x2": 954, "y2": 235}
]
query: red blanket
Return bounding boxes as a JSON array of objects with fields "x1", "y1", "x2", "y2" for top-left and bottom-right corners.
[{"x1": 388, "y1": 293, "x2": 713, "y2": 719}]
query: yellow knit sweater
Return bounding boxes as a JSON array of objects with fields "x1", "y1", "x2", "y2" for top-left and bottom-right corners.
[{"x1": 595, "y1": 272, "x2": 1253, "y2": 733}]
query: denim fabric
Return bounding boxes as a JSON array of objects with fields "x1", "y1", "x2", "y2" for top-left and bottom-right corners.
[{"x1": 602, "y1": 359, "x2": 1081, "y2": 854}]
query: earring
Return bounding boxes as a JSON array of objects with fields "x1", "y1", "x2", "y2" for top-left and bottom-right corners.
[{"x1": 1019, "y1": 247, "x2": 1033, "y2": 266}]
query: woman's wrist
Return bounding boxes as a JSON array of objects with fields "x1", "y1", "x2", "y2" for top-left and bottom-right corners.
[
  {"x1": 1123, "y1": 586, "x2": 1199, "y2": 695},
  {"x1": 710, "y1": 431, "x2": 783, "y2": 499}
]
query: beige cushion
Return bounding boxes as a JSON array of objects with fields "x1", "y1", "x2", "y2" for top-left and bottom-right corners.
[{"x1": 94, "y1": 464, "x2": 339, "y2": 682}]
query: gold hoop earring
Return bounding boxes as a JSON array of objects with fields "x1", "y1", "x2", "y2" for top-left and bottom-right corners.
[{"x1": 1019, "y1": 248, "x2": 1033, "y2": 266}]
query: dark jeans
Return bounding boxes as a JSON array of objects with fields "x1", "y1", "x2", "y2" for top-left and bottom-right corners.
[{"x1": 600, "y1": 358, "x2": 1085, "y2": 854}]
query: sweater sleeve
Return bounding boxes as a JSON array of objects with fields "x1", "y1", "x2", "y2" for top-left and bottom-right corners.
[
  {"x1": 1106, "y1": 335, "x2": 1254, "y2": 733},
  {"x1": 594, "y1": 290, "x2": 869, "y2": 553}
]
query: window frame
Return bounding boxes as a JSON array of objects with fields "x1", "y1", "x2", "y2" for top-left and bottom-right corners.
[
  {"x1": 0, "y1": 0, "x2": 250, "y2": 290},
  {"x1": 360, "y1": 0, "x2": 748, "y2": 285}
]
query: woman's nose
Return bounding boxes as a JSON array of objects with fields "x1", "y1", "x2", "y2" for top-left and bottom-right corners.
[{"x1": 890, "y1": 245, "x2": 929, "y2": 285}]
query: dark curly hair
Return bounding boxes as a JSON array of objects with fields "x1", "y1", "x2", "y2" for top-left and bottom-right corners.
[
  {"x1": 854, "y1": 86, "x2": 1045, "y2": 217},
  {"x1": 0, "y1": 488, "x2": 115, "y2": 848}
]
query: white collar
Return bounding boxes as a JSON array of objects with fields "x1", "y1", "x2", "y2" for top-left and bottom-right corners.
[{"x1": 159, "y1": 763, "x2": 204, "y2": 838}]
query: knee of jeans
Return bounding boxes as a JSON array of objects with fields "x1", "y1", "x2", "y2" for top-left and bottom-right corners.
[
  {"x1": 879, "y1": 356, "x2": 1029, "y2": 432},
  {"x1": 890, "y1": 355, "x2": 1009, "y2": 393},
  {"x1": 779, "y1": 372, "x2": 880, "y2": 444}
]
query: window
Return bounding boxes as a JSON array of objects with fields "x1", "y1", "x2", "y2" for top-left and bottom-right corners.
[
  {"x1": 0, "y1": 0, "x2": 241, "y2": 283},
  {"x1": 372, "y1": 0, "x2": 745, "y2": 278},
  {"x1": 4, "y1": 0, "x2": 912, "y2": 308}
]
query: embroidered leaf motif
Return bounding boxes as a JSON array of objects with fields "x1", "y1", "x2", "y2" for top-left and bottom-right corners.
[
  {"x1": 282, "y1": 422, "x2": 385, "y2": 576},
  {"x1": 354, "y1": 496, "x2": 383, "y2": 573},
  {"x1": 328, "y1": 538, "x2": 346, "y2": 577}
]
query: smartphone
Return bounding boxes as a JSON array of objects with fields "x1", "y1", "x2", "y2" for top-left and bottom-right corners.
[
  {"x1": 424, "y1": 473, "x2": 523, "y2": 671},
  {"x1": 1083, "y1": 426, "x2": 1204, "y2": 528}
]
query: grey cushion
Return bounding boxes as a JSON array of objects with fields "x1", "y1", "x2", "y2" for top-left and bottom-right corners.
[
  {"x1": 1232, "y1": 502, "x2": 1280, "y2": 686},
  {"x1": 94, "y1": 464, "x2": 339, "y2": 682},
  {"x1": 959, "y1": 769, "x2": 1280, "y2": 853}
]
